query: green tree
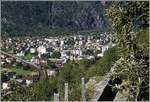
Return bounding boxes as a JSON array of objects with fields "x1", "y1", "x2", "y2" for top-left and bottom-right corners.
[
  {"x1": 86, "y1": 47, "x2": 120, "y2": 78},
  {"x1": 107, "y1": 1, "x2": 149, "y2": 101},
  {"x1": 51, "y1": 50, "x2": 61, "y2": 58},
  {"x1": 1, "y1": 72, "x2": 5, "y2": 83},
  {"x1": 58, "y1": 62, "x2": 83, "y2": 101},
  {"x1": 2, "y1": 77, "x2": 58, "y2": 101}
]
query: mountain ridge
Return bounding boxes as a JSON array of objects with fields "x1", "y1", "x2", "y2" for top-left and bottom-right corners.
[{"x1": 2, "y1": 1, "x2": 112, "y2": 36}]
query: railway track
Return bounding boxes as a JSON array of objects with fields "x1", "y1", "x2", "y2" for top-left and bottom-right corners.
[{"x1": 1, "y1": 51, "x2": 47, "y2": 81}]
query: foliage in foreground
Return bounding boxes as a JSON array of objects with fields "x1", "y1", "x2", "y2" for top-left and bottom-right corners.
[{"x1": 107, "y1": 1, "x2": 149, "y2": 101}]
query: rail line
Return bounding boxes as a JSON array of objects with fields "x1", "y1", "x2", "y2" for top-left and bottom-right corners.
[{"x1": 1, "y1": 51, "x2": 47, "y2": 80}]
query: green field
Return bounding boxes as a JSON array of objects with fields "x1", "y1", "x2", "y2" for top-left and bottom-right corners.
[
  {"x1": 21, "y1": 53, "x2": 33, "y2": 61},
  {"x1": 10, "y1": 66, "x2": 33, "y2": 76}
]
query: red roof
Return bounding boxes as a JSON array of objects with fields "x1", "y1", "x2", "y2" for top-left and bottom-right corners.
[{"x1": 24, "y1": 76, "x2": 33, "y2": 80}]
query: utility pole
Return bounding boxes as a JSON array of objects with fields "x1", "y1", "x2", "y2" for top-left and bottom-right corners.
[
  {"x1": 81, "y1": 77, "x2": 86, "y2": 101},
  {"x1": 64, "y1": 83, "x2": 68, "y2": 101},
  {"x1": 54, "y1": 93, "x2": 59, "y2": 101}
]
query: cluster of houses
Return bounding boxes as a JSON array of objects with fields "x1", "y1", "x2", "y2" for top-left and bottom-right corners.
[
  {"x1": 1, "y1": 32, "x2": 116, "y2": 92},
  {"x1": 1, "y1": 54, "x2": 57, "y2": 91},
  {"x1": 2, "y1": 32, "x2": 115, "y2": 61},
  {"x1": 1, "y1": 53, "x2": 39, "y2": 91},
  {"x1": 1, "y1": 67, "x2": 39, "y2": 90}
]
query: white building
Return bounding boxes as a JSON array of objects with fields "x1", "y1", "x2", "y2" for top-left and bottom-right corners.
[
  {"x1": 97, "y1": 53, "x2": 104, "y2": 57},
  {"x1": 97, "y1": 42, "x2": 114, "y2": 57},
  {"x1": 47, "y1": 69, "x2": 56, "y2": 76},
  {"x1": 30, "y1": 57, "x2": 35, "y2": 63},
  {"x1": 72, "y1": 49, "x2": 82, "y2": 56},
  {"x1": 79, "y1": 41, "x2": 83, "y2": 46},
  {"x1": 70, "y1": 56, "x2": 74, "y2": 61},
  {"x1": 102, "y1": 45, "x2": 109, "y2": 54},
  {"x1": 60, "y1": 40, "x2": 64, "y2": 50},
  {"x1": 34, "y1": 58, "x2": 40, "y2": 65},
  {"x1": 30, "y1": 48, "x2": 36, "y2": 53},
  {"x1": 60, "y1": 40, "x2": 64, "y2": 47},
  {"x1": 37, "y1": 45, "x2": 46, "y2": 54},
  {"x1": 73, "y1": 36, "x2": 77, "y2": 40},
  {"x1": 6, "y1": 58, "x2": 11, "y2": 63},
  {"x1": 87, "y1": 56, "x2": 95, "y2": 59},
  {"x1": 45, "y1": 38, "x2": 55, "y2": 42},
  {"x1": 76, "y1": 57, "x2": 83, "y2": 60},
  {"x1": 2, "y1": 82, "x2": 10, "y2": 90},
  {"x1": 1, "y1": 55, "x2": 5, "y2": 59},
  {"x1": 16, "y1": 51, "x2": 25, "y2": 56},
  {"x1": 26, "y1": 80, "x2": 33, "y2": 86},
  {"x1": 61, "y1": 51, "x2": 67, "y2": 59},
  {"x1": 16, "y1": 79, "x2": 23, "y2": 83},
  {"x1": 78, "y1": 35, "x2": 83, "y2": 40}
]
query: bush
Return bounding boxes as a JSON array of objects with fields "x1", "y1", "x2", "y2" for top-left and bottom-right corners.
[
  {"x1": 86, "y1": 47, "x2": 120, "y2": 78},
  {"x1": 51, "y1": 51, "x2": 61, "y2": 58}
]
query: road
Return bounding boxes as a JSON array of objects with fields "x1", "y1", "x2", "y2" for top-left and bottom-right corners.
[{"x1": 1, "y1": 51, "x2": 47, "y2": 81}]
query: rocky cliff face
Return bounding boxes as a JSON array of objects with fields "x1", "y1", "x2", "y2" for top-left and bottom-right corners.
[{"x1": 2, "y1": 1, "x2": 111, "y2": 36}]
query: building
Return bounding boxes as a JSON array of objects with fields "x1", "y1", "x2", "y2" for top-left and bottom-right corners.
[
  {"x1": 47, "y1": 69, "x2": 56, "y2": 76},
  {"x1": 2, "y1": 82, "x2": 10, "y2": 90},
  {"x1": 37, "y1": 45, "x2": 46, "y2": 55},
  {"x1": 30, "y1": 48, "x2": 36, "y2": 54}
]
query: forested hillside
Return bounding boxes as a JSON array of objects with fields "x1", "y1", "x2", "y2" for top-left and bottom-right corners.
[{"x1": 2, "y1": 1, "x2": 111, "y2": 36}]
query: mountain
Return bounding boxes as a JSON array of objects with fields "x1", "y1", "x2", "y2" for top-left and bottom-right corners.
[{"x1": 1, "y1": 1, "x2": 112, "y2": 36}]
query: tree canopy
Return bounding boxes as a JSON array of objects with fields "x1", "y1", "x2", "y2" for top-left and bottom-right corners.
[{"x1": 107, "y1": 1, "x2": 149, "y2": 101}]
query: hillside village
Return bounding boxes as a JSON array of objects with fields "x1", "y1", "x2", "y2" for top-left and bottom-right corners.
[
  {"x1": 1, "y1": 1, "x2": 149, "y2": 101},
  {"x1": 1, "y1": 32, "x2": 115, "y2": 92}
]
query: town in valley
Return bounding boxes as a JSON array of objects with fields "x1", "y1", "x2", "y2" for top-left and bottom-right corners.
[
  {"x1": 1, "y1": 32, "x2": 115, "y2": 90},
  {"x1": 1, "y1": 1, "x2": 149, "y2": 101}
]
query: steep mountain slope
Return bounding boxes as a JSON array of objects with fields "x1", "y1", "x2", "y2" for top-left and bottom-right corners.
[{"x1": 1, "y1": 1, "x2": 111, "y2": 36}]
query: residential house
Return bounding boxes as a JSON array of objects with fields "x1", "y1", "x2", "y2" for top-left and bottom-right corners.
[
  {"x1": 16, "y1": 75, "x2": 23, "y2": 83},
  {"x1": 47, "y1": 69, "x2": 56, "y2": 76},
  {"x1": 24, "y1": 76, "x2": 33, "y2": 85},
  {"x1": 37, "y1": 45, "x2": 46, "y2": 56},
  {"x1": 60, "y1": 42, "x2": 64, "y2": 50},
  {"x1": 16, "y1": 51, "x2": 25, "y2": 56},
  {"x1": 2, "y1": 82, "x2": 10, "y2": 90},
  {"x1": 6, "y1": 58, "x2": 12, "y2": 64},
  {"x1": 30, "y1": 47, "x2": 36, "y2": 54},
  {"x1": 31, "y1": 57, "x2": 40, "y2": 65},
  {"x1": 6, "y1": 72, "x2": 16, "y2": 79},
  {"x1": 72, "y1": 49, "x2": 82, "y2": 56},
  {"x1": 60, "y1": 51, "x2": 67, "y2": 59}
]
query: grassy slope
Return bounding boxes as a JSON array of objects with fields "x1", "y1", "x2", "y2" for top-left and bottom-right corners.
[
  {"x1": 85, "y1": 47, "x2": 120, "y2": 79},
  {"x1": 2, "y1": 65, "x2": 33, "y2": 76},
  {"x1": 137, "y1": 29, "x2": 149, "y2": 56},
  {"x1": 20, "y1": 53, "x2": 33, "y2": 61},
  {"x1": 11, "y1": 66, "x2": 33, "y2": 76}
]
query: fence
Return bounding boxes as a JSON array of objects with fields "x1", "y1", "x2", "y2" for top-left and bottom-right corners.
[{"x1": 54, "y1": 77, "x2": 86, "y2": 101}]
